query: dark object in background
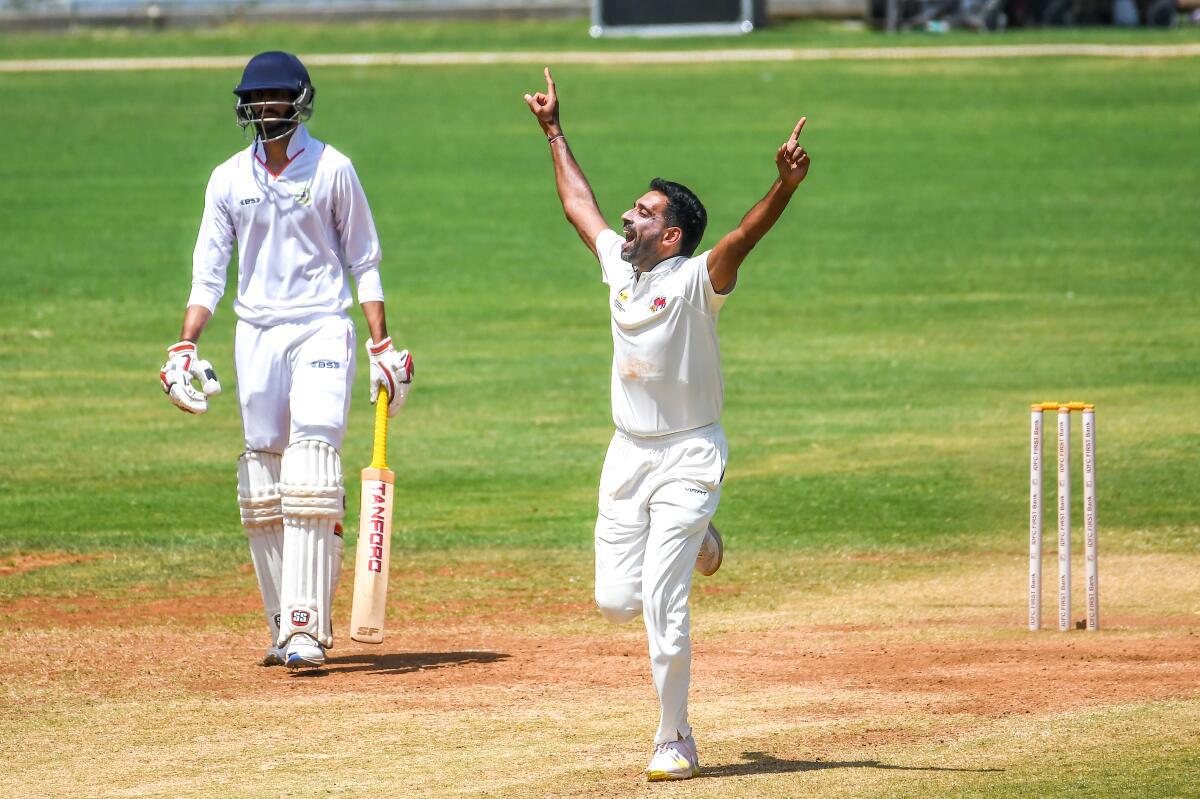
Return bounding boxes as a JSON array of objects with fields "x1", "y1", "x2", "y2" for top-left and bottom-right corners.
[
  {"x1": 591, "y1": 0, "x2": 768, "y2": 35},
  {"x1": 868, "y1": 0, "x2": 1007, "y2": 30},
  {"x1": 869, "y1": 0, "x2": 1178, "y2": 27},
  {"x1": 1034, "y1": 0, "x2": 1178, "y2": 25}
]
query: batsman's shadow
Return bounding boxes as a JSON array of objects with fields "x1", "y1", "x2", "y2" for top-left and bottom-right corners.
[
  {"x1": 705, "y1": 751, "x2": 1005, "y2": 778},
  {"x1": 313, "y1": 650, "x2": 510, "y2": 676}
]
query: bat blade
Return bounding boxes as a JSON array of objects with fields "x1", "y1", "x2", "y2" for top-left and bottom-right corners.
[
  {"x1": 350, "y1": 395, "x2": 395, "y2": 644},
  {"x1": 349, "y1": 465, "x2": 395, "y2": 643}
]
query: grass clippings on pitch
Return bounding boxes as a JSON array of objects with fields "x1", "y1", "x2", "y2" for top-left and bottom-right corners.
[{"x1": 3, "y1": 549, "x2": 1198, "y2": 798}]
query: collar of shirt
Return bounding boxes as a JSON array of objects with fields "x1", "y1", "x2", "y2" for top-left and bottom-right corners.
[
  {"x1": 251, "y1": 123, "x2": 312, "y2": 177},
  {"x1": 632, "y1": 255, "x2": 686, "y2": 285},
  {"x1": 284, "y1": 123, "x2": 311, "y2": 159}
]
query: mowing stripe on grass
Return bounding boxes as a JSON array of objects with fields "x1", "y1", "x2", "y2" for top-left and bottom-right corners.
[{"x1": 2, "y1": 43, "x2": 1199, "y2": 73}]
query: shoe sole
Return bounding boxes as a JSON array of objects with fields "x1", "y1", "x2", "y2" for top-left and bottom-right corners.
[
  {"x1": 285, "y1": 655, "x2": 325, "y2": 670},
  {"x1": 696, "y1": 523, "x2": 723, "y2": 577},
  {"x1": 647, "y1": 767, "x2": 700, "y2": 782}
]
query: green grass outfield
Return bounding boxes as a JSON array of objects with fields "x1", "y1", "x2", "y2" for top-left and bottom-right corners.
[
  {"x1": 1, "y1": 28, "x2": 1198, "y2": 589},
  {"x1": 0, "y1": 22, "x2": 1198, "y2": 799}
]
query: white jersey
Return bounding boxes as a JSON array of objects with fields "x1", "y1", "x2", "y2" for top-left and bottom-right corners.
[
  {"x1": 596, "y1": 229, "x2": 731, "y2": 438},
  {"x1": 188, "y1": 124, "x2": 384, "y2": 327}
]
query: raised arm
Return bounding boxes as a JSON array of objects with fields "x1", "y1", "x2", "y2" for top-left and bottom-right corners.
[
  {"x1": 524, "y1": 67, "x2": 608, "y2": 256},
  {"x1": 708, "y1": 118, "x2": 811, "y2": 294}
]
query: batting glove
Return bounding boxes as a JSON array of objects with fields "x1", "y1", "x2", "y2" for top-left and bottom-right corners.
[
  {"x1": 159, "y1": 340, "x2": 221, "y2": 415},
  {"x1": 367, "y1": 337, "x2": 414, "y2": 417}
]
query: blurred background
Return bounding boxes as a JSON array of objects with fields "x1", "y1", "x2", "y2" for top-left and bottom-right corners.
[{"x1": 0, "y1": 0, "x2": 1193, "y2": 34}]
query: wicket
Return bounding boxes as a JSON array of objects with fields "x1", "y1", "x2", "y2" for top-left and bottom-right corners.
[{"x1": 1028, "y1": 401, "x2": 1099, "y2": 632}]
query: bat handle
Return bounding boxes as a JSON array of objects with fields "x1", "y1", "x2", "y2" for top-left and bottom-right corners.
[{"x1": 370, "y1": 388, "x2": 389, "y2": 470}]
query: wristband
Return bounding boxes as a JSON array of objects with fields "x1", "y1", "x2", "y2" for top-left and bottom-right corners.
[
  {"x1": 368, "y1": 337, "x2": 393, "y2": 357},
  {"x1": 547, "y1": 134, "x2": 565, "y2": 144}
]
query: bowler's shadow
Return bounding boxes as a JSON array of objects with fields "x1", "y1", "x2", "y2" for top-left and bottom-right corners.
[
  {"x1": 294, "y1": 650, "x2": 509, "y2": 677},
  {"x1": 706, "y1": 751, "x2": 1004, "y2": 778}
]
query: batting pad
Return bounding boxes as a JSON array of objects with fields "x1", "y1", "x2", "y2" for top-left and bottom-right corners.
[
  {"x1": 278, "y1": 440, "x2": 345, "y2": 648},
  {"x1": 238, "y1": 450, "x2": 284, "y2": 642}
]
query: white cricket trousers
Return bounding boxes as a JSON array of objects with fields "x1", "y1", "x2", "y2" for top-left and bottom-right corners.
[
  {"x1": 593, "y1": 422, "x2": 727, "y2": 746},
  {"x1": 234, "y1": 314, "x2": 356, "y2": 453}
]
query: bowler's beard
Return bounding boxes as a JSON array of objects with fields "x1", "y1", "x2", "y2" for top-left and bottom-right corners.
[{"x1": 621, "y1": 236, "x2": 652, "y2": 266}]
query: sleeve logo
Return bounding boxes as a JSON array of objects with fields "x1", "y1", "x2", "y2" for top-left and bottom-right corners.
[{"x1": 614, "y1": 288, "x2": 630, "y2": 312}]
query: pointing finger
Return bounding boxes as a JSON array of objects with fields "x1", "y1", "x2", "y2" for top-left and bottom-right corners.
[
  {"x1": 544, "y1": 66, "x2": 556, "y2": 94},
  {"x1": 788, "y1": 116, "x2": 807, "y2": 146}
]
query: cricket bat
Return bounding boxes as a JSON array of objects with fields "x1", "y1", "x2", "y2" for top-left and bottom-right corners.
[{"x1": 349, "y1": 392, "x2": 395, "y2": 643}]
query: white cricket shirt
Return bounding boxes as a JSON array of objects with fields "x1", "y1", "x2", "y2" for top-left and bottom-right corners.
[
  {"x1": 596, "y1": 229, "x2": 731, "y2": 438},
  {"x1": 188, "y1": 124, "x2": 385, "y2": 327}
]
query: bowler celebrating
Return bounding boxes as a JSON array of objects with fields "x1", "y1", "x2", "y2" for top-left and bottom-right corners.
[
  {"x1": 524, "y1": 68, "x2": 810, "y2": 781},
  {"x1": 160, "y1": 52, "x2": 413, "y2": 670}
]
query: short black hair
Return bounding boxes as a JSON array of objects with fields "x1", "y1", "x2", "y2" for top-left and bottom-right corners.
[{"x1": 649, "y1": 177, "x2": 707, "y2": 258}]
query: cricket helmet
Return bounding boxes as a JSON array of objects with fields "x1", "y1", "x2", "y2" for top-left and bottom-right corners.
[{"x1": 233, "y1": 51, "x2": 315, "y2": 142}]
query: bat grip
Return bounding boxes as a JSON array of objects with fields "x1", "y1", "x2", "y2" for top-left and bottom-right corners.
[{"x1": 370, "y1": 388, "x2": 389, "y2": 470}]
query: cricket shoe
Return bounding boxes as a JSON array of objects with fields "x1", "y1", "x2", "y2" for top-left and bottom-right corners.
[
  {"x1": 695, "y1": 523, "x2": 723, "y2": 577},
  {"x1": 261, "y1": 644, "x2": 287, "y2": 667},
  {"x1": 646, "y1": 734, "x2": 700, "y2": 782},
  {"x1": 284, "y1": 633, "x2": 326, "y2": 670}
]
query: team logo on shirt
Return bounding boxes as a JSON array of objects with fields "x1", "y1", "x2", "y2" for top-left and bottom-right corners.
[
  {"x1": 239, "y1": 197, "x2": 261, "y2": 206},
  {"x1": 650, "y1": 296, "x2": 667, "y2": 313},
  {"x1": 614, "y1": 289, "x2": 630, "y2": 312},
  {"x1": 295, "y1": 188, "x2": 313, "y2": 206}
]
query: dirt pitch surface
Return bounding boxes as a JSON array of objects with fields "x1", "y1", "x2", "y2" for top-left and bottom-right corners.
[{"x1": 4, "y1": 551, "x2": 1199, "y2": 798}]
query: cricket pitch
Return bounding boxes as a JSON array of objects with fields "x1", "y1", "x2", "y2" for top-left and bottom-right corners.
[{"x1": 4, "y1": 549, "x2": 1198, "y2": 798}]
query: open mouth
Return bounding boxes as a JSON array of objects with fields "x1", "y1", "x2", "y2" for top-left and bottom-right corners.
[{"x1": 623, "y1": 227, "x2": 635, "y2": 242}]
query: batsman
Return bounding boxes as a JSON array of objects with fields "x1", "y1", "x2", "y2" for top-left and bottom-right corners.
[
  {"x1": 524, "y1": 68, "x2": 810, "y2": 780},
  {"x1": 159, "y1": 52, "x2": 413, "y2": 669}
]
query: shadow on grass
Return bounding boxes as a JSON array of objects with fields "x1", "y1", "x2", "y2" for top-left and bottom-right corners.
[
  {"x1": 705, "y1": 751, "x2": 1004, "y2": 778},
  {"x1": 291, "y1": 650, "x2": 510, "y2": 677}
]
